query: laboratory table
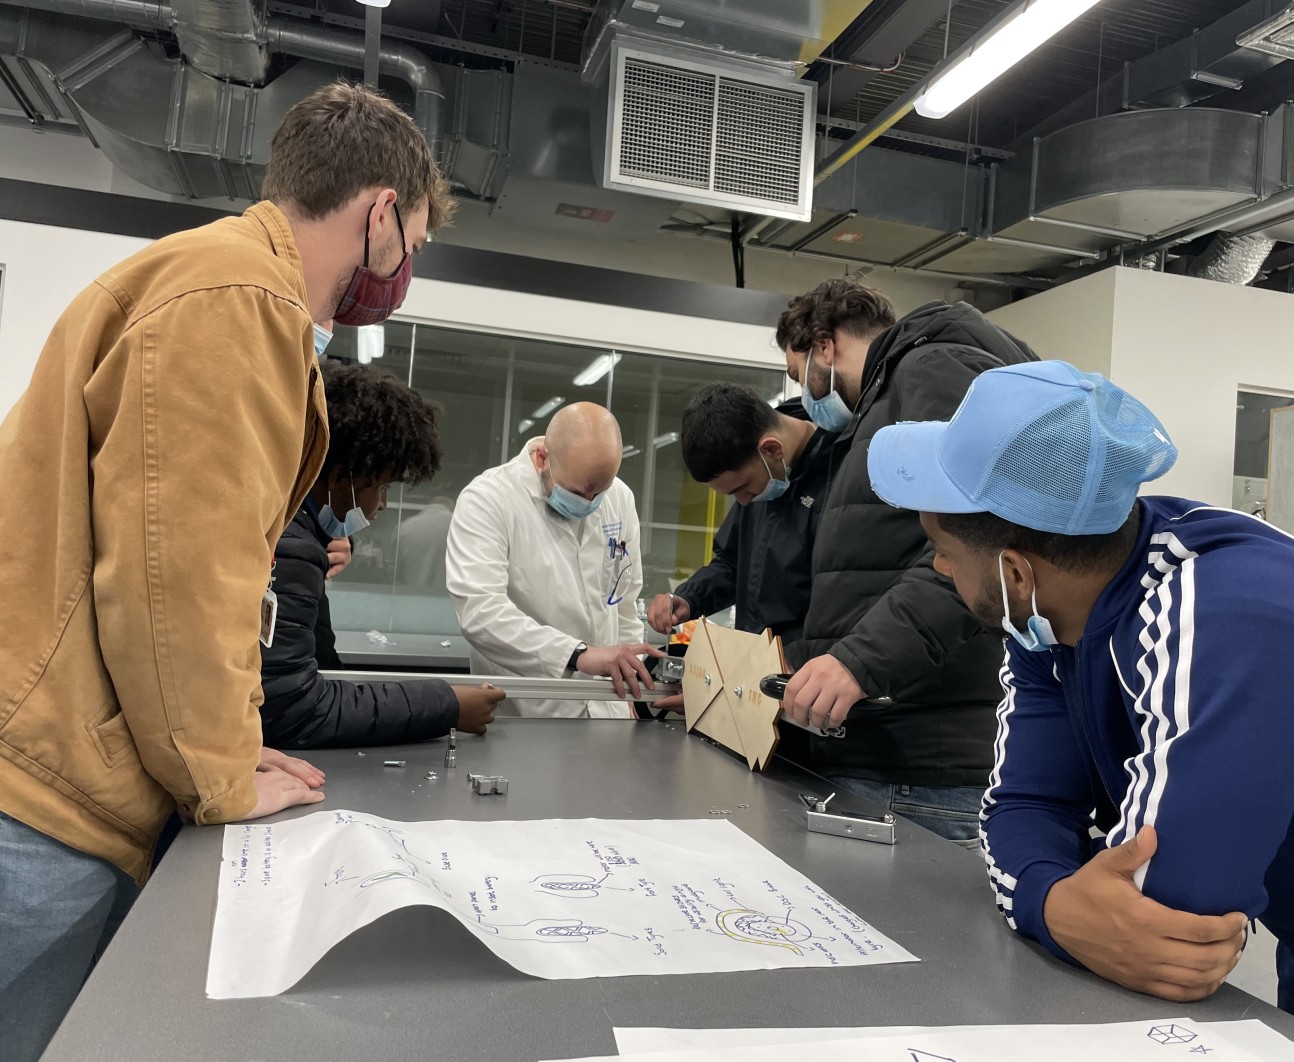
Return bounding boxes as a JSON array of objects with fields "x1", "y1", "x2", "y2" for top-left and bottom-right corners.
[{"x1": 43, "y1": 720, "x2": 1294, "y2": 1062}]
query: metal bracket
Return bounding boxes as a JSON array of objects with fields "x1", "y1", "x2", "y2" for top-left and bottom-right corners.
[
  {"x1": 468, "y1": 774, "x2": 509, "y2": 795},
  {"x1": 800, "y1": 792, "x2": 896, "y2": 845}
]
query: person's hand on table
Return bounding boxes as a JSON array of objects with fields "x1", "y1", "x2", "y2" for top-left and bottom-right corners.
[
  {"x1": 259, "y1": 746, "x2": 325, "y2": 788},
  {"x1": 646, "y1": 593, "x2": 690, "y2": 635},
  {"x1": 782, "y1": 655, "x2": 865, "y2": 730},
  {"x1": 248, "y1": 748, "x2": 327, "y2": 819},
  {"x1": 325, "y1": 537, "x2": 352, "y2": 578},
  {"x1": 578, "y1": 643, "x2": 667, "y2": 699},
  {"x1": 452, "y1": 683, "x2": 506, "y2": 734},
  {"x1": 1043, "y1": 826, "x2": 1247, "y2": 1002}
]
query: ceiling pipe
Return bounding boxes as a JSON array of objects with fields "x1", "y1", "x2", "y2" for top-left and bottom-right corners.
[{"x1": 0, "y1": 0, "x2": 443, "y2": 144}]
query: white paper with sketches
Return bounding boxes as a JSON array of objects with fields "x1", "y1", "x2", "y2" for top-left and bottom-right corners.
[
  {"x1": 547, "y1": 1018, "x2": 1277, "y2": 1062},
  {"x1": 613, "y1": 1019, "x2": 1294, "y2": 1060},
  {"x1": 206, "y1": 810, "x2": 915, "y2": 998}
]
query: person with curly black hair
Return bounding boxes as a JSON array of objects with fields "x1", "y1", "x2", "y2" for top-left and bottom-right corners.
[{"x1": 259, "y1": 358, "x2": 504, "y2": 748}]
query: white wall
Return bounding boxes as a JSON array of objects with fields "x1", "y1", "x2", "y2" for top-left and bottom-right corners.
[
  {"x1": 0, "y1": 217, "x2": 787, "y2": 420},
  {"x1": 990, "y1": 267, "x2": 1294, "y2": 508},
  {"x1": 986, "y1": 268, "x2": 1117, "y2": 376},
  {"x1": 1107, "y1": 268, "x2": 1294, "y2": 505},
  {"x1": 0, "y1": 220, "x2": 149, "y2": 420}
]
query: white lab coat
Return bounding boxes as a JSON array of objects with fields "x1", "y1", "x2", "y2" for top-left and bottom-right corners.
[{"x1": 445, "y1": 443, "x2": 645, "y2": 717}]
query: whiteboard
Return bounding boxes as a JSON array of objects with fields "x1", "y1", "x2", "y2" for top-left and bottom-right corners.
[{"x1": 1268, "y1": 405, "x2": 1294, "y2": 533}]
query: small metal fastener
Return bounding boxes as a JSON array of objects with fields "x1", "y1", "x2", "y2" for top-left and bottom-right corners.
[
  {"x1": 355, "y1": 751, "x2": 366, "y2": 757},
  {"x1": 425, "y1": 771, "x2": 437, "y2": 780},
  {"x1": 733, "y1": 686, "x2": 743, "y2": 698},
  {"x1": 737, "y1": 804, "x2": 750, "y2": 809},
  {"x1": 882, "y1": 813, "x2": 895, "y2": 824},
  {"x1": 383, "y1": 760, "x2": 406, "y2": 768},
  {"x1": 708, "y1": 810, "x2": 722, "y2": 815},
  {"x1": 703, "y1": 673, "x2": 712, "y2": 686},
  {"x1": 440, "y1": 640, "x2": 452, "y2": 647}
]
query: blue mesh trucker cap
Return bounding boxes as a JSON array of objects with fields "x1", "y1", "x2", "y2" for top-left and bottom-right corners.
[{"x1": 867, "y1": 360, "x2": 1178, "y2": 535}]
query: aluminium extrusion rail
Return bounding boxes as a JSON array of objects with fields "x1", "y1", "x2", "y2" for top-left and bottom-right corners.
[{"x1": 318, "y1": 671, "x2": 683, "y2": 703}]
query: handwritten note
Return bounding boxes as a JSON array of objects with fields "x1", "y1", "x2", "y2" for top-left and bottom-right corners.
[
  {"x1": 611, "y1": 1020, "x2": 1294, "y2": 1060},
  {"x1": 206, "y1": 812, "x2": 916, "y2": 999},
  {"x1": 544, "y1": 1019, "x2": 1287, "y2": 1062}
]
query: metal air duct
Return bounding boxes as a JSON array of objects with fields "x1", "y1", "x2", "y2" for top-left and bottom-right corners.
[
  {"x1": 170, "y1": 0, "x2": 268, "y2": 84},
  {"x1": 1186, "y1": 233, "x2": 1277, "y2": 286}
]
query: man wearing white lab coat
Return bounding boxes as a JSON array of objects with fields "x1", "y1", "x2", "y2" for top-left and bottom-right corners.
[{"x1": 446, "y1": 403, "x2": 661, "y2": 717}]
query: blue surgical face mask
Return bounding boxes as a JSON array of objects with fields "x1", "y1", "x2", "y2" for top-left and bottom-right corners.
[
  {"x1": 313, "y1": 324, "x2": 333, "y2": 358},
  {"x1": 750, "y1": 449, "x2": 790, "y2": 504},
  {"x1": 546, "y1": 482, "x2": 605, "y2": 520},
  {"x1": 999, "y1": 552, "x2": 1058, "y2": 652},
  {"x1": 800, "y1": 347, "x2": 854, "y2": 433},
  {"x1": 318, "y1": 481, "x2": 370, "y2": 538}
]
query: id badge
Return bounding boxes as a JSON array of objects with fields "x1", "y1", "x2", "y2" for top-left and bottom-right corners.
[{"x1": 259, "y1": 588, "x2": 278, "y2": 648}]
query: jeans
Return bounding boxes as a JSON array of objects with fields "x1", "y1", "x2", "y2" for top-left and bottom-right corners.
[
  {"x1": 1278, "y1": 939, "x2": 1294, "y2": 1014},
  {"x1": 0, "y1": 811, "x2": 140, "y2": 1062},
  {"x1": 820, "y1": 774, "x2": 984, "y2": 847}
]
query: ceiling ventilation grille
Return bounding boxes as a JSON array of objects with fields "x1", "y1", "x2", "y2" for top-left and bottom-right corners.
[{"x1": 604, "y1": 44, "x2": 814, "y2": 221}]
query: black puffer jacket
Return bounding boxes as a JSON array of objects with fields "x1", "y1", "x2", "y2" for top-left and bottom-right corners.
[
  {"x1": 259, "y1": 506, "x2": 459, "y2": 748},
  {"x1": 787, "y1": 301, "x2": 1039, "y2": 785}
]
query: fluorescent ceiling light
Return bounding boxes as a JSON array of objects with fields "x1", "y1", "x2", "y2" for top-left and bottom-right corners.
[
  {"x1": 355, "y1": 0, "x2": 390, "y2": 7},
  {"x1": 621, "y1": 446, "x2": 641, "y2": 459},
  {"x1": 517, "y1": 418, "x2": 535, "y2": 434},
  {"x1": 573, "y1": 352, "x2": 622, "y2": 388},
  {"x1": 768, "y1": 391, "x2": 784, "y2": 408},
  {"x1": 532, "y1": 396, "x2": 565, "y2": 418},
  {"x1": 653, "y1": 431, "x2": 680, "y2": 449},
  {"x1": 914, "y1": 0, "x2": 1105, "y2": 120}
]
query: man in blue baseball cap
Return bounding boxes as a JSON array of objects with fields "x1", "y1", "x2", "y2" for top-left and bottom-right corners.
[{"x1": 869, "y1": 359, "x2": 1294, "y2": 1009}]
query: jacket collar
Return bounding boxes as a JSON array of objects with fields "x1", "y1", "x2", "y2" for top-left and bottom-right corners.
[{"x1": 244, "y1": 201, "x2": 309, "y2": 308}]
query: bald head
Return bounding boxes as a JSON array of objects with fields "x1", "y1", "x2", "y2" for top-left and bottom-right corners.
[{"x1": 538, "y1": 403, "x2": 623, "y2": 500}]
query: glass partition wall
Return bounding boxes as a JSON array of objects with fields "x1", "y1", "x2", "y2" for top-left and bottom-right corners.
[{"x1": 322, "y1": 319, "x2": 786, "y2": 640}]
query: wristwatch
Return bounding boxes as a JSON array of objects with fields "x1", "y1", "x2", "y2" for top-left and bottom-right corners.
[{"x1": 564, "y1": 642, "x2": 589, "y2": 674}]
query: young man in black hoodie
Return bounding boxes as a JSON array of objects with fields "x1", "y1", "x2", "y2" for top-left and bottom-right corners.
[
  {"x1": 777, "y1": 279, "x2": 1038, "y2": 843},
  {"x1": 260, "y1": 359, "x2": 504, "y2": 748}
]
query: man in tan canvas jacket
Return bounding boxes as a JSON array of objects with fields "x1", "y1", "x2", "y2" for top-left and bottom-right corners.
[{"x1": 0, "y1": 82, "x2": 454, "y2": 1062}]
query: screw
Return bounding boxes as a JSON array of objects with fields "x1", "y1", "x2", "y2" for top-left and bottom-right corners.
[
  {"x1": 355, "y1": 751, "x2": 366, "y2": 757},
  {"x1": 882, "y1": 813, "x2": 895, "y2": 824},
  {"x1": 425, "y1": 772, "x2": 437, "y2": 780},
  {"x1": 703, "y1": 673, "x2": 712, "y2": 686},
  {"x1": 733, "y1": 686, "x2": 744, "y2": 698},
  {"x1": 383, "y1": 760, "x2": 406, "y2": 768}
]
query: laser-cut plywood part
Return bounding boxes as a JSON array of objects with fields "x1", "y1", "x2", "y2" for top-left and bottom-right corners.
[{"x1": 681, "y1": 619, "x2": 785, "y2": 771}]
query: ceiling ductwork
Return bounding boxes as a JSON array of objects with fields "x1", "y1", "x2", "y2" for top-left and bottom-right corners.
[
  {"x1": 170, "y1": 0, "x2": 267, "y2": 84},
  {"x1": 0, "y1": 0, "x2": 446, "y2": 198},
  {"x1": 1185, "y1": 233, "x2": 1277, "y2": 286}
]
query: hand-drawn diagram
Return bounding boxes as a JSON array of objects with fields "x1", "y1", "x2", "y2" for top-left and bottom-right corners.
[
  {"x1": 711, "y1": 908, "x2": 818, "y2": 955},
  {"x1": 531, "y1": 872, "x2": 634, "y2": 899},
  {"x1": 208, "y1": 812, "x2": 916, "y2": 999},
  {"x1": 476, "y1": 917, "x2": 639, "y2": 942},
  {"x1": 1148, "y1": 1024, "x2": 1198, "y2": 1046}
]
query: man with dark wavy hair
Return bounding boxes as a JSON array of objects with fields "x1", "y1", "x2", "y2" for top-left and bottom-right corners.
[{"x1": 774, "y1": 278, "x2": 1039, "y2": 843}]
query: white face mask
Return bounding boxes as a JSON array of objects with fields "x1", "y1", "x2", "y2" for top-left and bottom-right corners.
[
  {"x1": 998, "y1": 552, "x2": 1058, "y2": 652},
  {"x1": 318, "y1": 481, "x2": 370, "y2": 539}
]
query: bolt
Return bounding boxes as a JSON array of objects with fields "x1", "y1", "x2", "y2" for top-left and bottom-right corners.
[
  {"x1": 882, "y1": 813, "x2": 895, "y2": 824},
  {"x1": 704, "y1": 673, "x2": 712, "y2": 686},
  {"x1": 383, "y1": 760, "x2": 406, "y2": 768},
  {"x1": 733, "y1": 686, "x2": 743, "y2": 698}
]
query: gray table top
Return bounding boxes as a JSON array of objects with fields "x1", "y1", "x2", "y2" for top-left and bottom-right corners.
[{"x1": 44, "y1": 720, "x2": 1294, "y2": 1062}]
